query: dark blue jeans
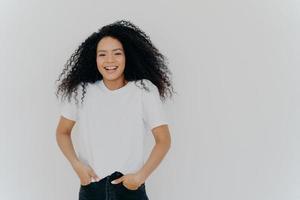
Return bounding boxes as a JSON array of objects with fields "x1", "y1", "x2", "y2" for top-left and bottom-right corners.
[{"x1": 79, "y1": 171, "x2": 149, "y2": 200}]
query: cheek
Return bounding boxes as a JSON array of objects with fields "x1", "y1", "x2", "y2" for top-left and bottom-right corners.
[
  {"x1": 117, "y1": 56, "x2": 126, "y2": 66},
  {"x1": 96, "y1": 57, "x2": 104, "y2": 67}
]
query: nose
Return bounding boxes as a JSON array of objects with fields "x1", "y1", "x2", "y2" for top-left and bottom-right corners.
[{"x1": 106, "y1": 53, "x2": 115, "y2": 62}]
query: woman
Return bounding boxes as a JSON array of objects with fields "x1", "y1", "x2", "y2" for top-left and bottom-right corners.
[{"x1": 55, "y1": 20, "x2": 174, "y2": 200}]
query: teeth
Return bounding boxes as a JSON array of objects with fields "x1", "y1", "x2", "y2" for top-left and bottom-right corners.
[{"x1": 104, "y1": 66, "x2": 118, "y2": 70}]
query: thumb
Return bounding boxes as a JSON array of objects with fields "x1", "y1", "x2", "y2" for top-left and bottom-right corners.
[{"x1": 111, "y1": 176, "x2": 124, "y2": 184}]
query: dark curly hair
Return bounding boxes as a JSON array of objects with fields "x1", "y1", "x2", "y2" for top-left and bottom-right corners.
[{"x1": 55, "y1": 19, "x2": 175, "y2": 105}]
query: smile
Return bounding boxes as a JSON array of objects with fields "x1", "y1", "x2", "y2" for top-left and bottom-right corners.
[{"x1": 104, "y1": 66, "x2": 118, "y2": 73}]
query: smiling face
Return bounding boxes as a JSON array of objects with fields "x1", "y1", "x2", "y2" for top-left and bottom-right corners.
[{"x1": 96, "y1": 36, "x2": 126, "y2": 83}]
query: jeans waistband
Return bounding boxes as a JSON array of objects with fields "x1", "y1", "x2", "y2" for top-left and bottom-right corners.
[{"x1": 106, "y1": 171, "x2": 124, "y2": 182}]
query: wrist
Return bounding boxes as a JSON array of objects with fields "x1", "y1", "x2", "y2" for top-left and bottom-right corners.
[
  {"x1": 70, "y1": 159, "x2": 80, "y2": 168},
  {"x1": 136, "y1": 170, "x2": 148, "y2": 184}
]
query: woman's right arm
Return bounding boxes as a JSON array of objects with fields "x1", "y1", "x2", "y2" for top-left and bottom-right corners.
[
  {"x1": 56, "y1": 116, "x2": 100, "y2": 185},
  {"x1": 56, "y1": 116, "x2": 79, "y2": 165}
]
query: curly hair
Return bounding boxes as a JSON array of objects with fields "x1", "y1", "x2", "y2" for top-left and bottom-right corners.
[{"x1": 55, "y1": 19, "x2": 175, "y2": 105}]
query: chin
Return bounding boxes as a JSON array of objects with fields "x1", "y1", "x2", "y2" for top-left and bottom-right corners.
[{"x1": 102, "y1": 74, "x2": 124, "y2": 81}]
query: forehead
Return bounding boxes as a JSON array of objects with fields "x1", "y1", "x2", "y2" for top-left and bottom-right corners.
[{"x1": 97, "y1": 37, "x2": 123, "y2": 51}]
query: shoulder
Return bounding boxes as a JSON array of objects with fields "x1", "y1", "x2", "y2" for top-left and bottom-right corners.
[{"x1": 133, "y1": 79, "x2": 162, "y2": 102}]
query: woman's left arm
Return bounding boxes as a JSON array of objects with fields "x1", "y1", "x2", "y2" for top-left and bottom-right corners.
[
  {"x1": 137, "y1": 124, "x2": 171, "y2": 183},
  {"x1": 111, "y1": 124, "x2": 171, "y2": 188}
]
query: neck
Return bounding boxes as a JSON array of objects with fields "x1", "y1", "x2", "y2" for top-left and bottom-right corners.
[{"x1": 103, "y1": 77, "x2": 128, "y2": 91}]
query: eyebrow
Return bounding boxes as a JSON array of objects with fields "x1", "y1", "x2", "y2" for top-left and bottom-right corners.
[{"x1": 97, "y1": 48, "x2": 123, "y2": 53}]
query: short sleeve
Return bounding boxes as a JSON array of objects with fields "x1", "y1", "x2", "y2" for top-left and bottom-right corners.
[
  {"x1": 59, "y1": 95, "x2": 79, "y2": 122},
  {"x1": 141, "y1": 80, "x2": 168, "y2": 130}
]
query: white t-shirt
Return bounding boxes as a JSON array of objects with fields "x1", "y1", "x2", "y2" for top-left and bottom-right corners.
[{"x1": 59, "y1": 79, "x2": 168, "y2": 179}]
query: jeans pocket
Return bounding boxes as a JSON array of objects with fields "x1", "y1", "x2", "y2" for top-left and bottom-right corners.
[{"x1": 80, "y1": 182, "x2": 92, "y2": 189}]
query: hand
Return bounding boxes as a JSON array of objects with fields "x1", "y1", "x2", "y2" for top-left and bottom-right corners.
[
  {"x1": 71, "y1": 160, "x2": 100, "y2": 186},
  {"x1": 111, "y1": 172, "x2": 145, "y2": 190}
]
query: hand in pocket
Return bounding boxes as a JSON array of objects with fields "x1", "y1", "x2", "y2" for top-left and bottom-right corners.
[
  {"x1": 72, "y1": 161, "x2": 100, "y2": 186},
  {"x1": 111, "y1": 172, "x2": 144, "y2": 190}
]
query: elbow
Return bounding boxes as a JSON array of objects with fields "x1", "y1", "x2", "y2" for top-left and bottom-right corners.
[
  {"x1": 152, "y1": 124, "x2": 172, "y2": 149},
  {"x1": 166, "y1": 137, "x2": 171, "y2": 150},
  {"x1": 55, "y1": 127, "x2": 72, "y2": 142},
  {"x1": 56, "y1": 129, "x2": 71, "y2": 137},
  {"x1": 157, "y1": 134, "x2": 171, "y2": 150},
  {"x1": 55, "y1": 130, "x2": 63, "y2": 142}
]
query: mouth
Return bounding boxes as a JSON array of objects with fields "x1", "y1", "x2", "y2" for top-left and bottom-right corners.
[{"x1": 104, "y1": 65, "x2": 118, "y2": 73}]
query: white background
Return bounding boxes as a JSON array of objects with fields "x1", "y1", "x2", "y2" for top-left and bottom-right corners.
[{"x1": 0, "y1": 0, "x2": 299, "y2": 199}]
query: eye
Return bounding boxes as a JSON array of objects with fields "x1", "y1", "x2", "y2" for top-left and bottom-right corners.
[
  {"x1": 115, "y1": 52, "x2": 122, "y2": 55},
  {"x1": 98, "y1": 54, "x2": 105, "y2": 57}
]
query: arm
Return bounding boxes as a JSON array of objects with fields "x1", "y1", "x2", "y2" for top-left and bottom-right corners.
[
  {"x1": 137, "y1": 124, "x2": 171, "y2": 182},
  {"x1": 56, "y1": 116, "x2": 80, "y2": 166},
  {"x1": 56, "y1": 116, "x2": 100, "y2": 185}
]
